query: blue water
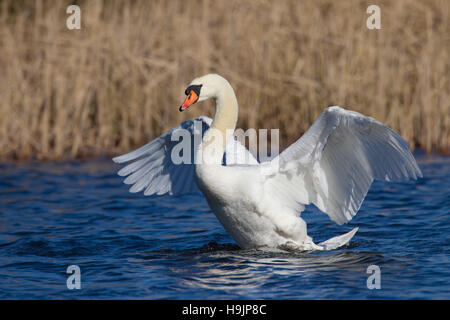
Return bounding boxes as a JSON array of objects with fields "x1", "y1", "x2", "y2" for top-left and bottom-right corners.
[{"x1": 0, "y1": 151, "x2": 448, "y2": 299}]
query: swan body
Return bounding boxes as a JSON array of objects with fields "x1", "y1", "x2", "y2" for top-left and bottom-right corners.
[{"x1": 113, "y1": 74, "x2": 422, "y2": 251}]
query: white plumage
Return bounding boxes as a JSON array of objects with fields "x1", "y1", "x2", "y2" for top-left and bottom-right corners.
[{"x1": 113, "y1": 74, "x2": 422, "y2": 251}]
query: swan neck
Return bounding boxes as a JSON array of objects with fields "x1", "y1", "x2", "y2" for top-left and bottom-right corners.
[
  {"x1": 211, "y1": 87, "x2": 238, "y2": 136},
  {"x1": 200, "y1": 82, "x2": 238, "y2": 164}
]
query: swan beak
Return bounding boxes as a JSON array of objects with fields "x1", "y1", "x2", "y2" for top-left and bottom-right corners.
[{"x1": 179, "y1": 90, "x2": 199, "y2": 112}]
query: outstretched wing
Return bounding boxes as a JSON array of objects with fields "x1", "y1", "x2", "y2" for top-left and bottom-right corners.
[
  {"x1": 113, "y1": 116, "x2": 258, "y2": 196},
  {"x1": 265, "y1": 106, "x2": 422, "y2": 225}
]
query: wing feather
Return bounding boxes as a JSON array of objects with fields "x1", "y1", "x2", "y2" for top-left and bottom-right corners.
[
  {"x1": 266, "y1": 106, "x2": 422, "y2": 225},
  {"x1": 114, "y1": 115, "x2": 259, "y2": 196}
]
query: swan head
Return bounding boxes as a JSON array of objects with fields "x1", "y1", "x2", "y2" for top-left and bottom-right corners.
[{"x1": 179, "y1": 74, "x2": 230, "y2": 112}]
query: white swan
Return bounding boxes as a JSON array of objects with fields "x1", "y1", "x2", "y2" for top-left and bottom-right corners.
[{"x1": 113, "y1": 74, "x2": 422, "y2": 251}]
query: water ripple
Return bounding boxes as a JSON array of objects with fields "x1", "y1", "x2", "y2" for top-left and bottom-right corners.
[{"x1": 0, "y1": 152, "x2": 449, "y2": 299}]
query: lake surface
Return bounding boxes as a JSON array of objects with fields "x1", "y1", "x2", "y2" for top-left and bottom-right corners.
[{"x1": 0, "y1": 151, "x2": 448, "y2": 299}]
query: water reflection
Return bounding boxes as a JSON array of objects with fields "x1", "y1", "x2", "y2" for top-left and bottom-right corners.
[{"x1": 171, "y1": 246, "x2": 386, "y2": 293}]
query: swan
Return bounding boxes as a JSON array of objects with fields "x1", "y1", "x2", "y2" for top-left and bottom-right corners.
[{"x1": 113, "y1": 74, "x2": 422, "y2": 251}]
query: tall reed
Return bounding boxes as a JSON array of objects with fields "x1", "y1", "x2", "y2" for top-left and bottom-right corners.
[{"x1": 0, "y1": 0, "x2": 448, "y2": 160}]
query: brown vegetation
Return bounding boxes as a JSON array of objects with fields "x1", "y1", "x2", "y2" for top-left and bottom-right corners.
[{"x1": 0, "y1": 0, "x2": 448, "y2": 160}]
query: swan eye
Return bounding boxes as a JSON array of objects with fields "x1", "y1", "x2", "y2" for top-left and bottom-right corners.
[{"x1": 184, "y1": 84, "x2": 203, "y2": 97}]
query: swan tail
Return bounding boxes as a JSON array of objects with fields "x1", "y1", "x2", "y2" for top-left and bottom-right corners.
[{"x1": 318, "y1": 227, "x2": 359, "y2": 250}]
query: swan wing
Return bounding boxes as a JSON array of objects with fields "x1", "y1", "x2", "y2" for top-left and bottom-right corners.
[
  {"x1": 113, "y1": 116, "x2": 212, "y2": 196},
  {"x1": 225, "y1": 138, "x2": 259, "y2": 166},
  {"x1": 266, "y1": 106, "x2": 422, "y2": 225},
  {"x1": 113, "y1": 116, "x2": 258, "y2": 196}
]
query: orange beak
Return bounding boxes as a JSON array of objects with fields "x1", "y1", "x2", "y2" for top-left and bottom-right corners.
[{"x1": 179, "y1": 90, "x2": 199, "y2": 112}]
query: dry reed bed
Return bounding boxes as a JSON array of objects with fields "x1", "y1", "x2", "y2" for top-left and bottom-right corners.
[{"x1": 0, "y1": 0, "x2": 448, "y2": 160}]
